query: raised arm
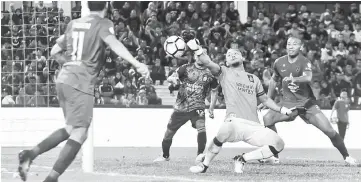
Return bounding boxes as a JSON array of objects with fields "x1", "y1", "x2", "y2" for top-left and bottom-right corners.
[
  {"x1": 181, "y1": 31, "x2": 221, "y2": 76},
  {"x1": 100, "y1": 20, "x2": 149, "y2": 77}
]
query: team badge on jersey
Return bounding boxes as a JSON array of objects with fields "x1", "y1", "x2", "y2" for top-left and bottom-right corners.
[{"x1": 296, "y1": 67, "x2": 300, "y2": 72}]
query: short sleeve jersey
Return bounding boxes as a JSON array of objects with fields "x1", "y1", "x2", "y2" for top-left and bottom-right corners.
[
  {"x1": 272, "y1": 55, "x2": 315, "y2": 102},
  {"x1": 217, "y1": 66, "x2": 265, "y2": 123},
  {"x1": 334, "y1": 99, "x2": 350, "y2": 123},
  {"x1": 174, "y1": 64, "x2": 218, "y2": 112},
  {"x1": 56, "y1": 15, "x2": 115, "y2": 95}
]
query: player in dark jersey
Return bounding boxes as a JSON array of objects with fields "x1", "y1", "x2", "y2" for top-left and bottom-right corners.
[
  {"x1": 330, "y1": 90, "x2": 350, "y2": 140},
  {"x1": 260, "y1": 37, "x2": 357, "y2": 166},
  {"x1": 17, "y1": 2, "x2": 149, "y2": 182},
  {"x1": 153, "y1": 52, "x2": 218, "y2": 163}
]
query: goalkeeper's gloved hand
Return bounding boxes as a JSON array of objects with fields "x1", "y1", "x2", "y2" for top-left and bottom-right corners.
[
  {"x1": 280, "y1": 106, "x2": 295, "y2": 116},
  {"x1": 181, "y1": 31, "x2": 203, "y2": 56}
]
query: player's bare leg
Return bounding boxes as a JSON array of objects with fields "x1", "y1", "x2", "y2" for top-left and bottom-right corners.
[
  {"x1": 18, "y1": 126, "x2": 71, "y2": 181},
  {"x1": 42, "y1": 126, "x2": 88, "y2": 182},
  {"x1": 307, "y1": 111, "x2": 358, "y2": 166}
]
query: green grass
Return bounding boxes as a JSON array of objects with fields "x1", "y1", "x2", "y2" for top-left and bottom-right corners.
[{"x1": 2, "y1": 147, "x2": 361, "y2": 182}]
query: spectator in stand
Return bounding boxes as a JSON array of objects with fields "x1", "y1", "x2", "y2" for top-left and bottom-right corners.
[
  {"x1": 332, "y1": 72, "x2": 352, "y2": 98},
  {"x1": 71, "y1": 1, "x2": 81, "y2": 19},
  {"x1": 99, "y1": 77, "x2": 116, "y2": 104},
  {"x1": 140, "y1": 78, "x2": 161, "y2": 105},
  {"x1": 1, "y1": 87, "x2": 15, "y2": 105},
  {"x1": 150, "y1": 58, "x2": 166, "y2": 85},
  {"x1": 353, "y1": 22, "x2": 361, "y2": 43},
  {"x1": 353, "y1": 60, "x2": 361, "y2": 107},
  {"x1": 94, "y1": 91, "x2": 104, "y2": 105},
  {"x1": 15, "y1": 87, "x2": 30, "y2": 105},
  {"x1": 113, "y1": 72, "x2": 126, "y2": 100},
  {"x1": 136, "y1": 89, "x2": 148, "y2": 105}
]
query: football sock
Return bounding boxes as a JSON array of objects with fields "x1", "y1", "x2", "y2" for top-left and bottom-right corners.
[
  {"x1": 52, "y1": 139, "x2": 82, "y2": 178},
  {"x1": 243, "y1": 146, "x2": 275, "y2": 162},
  {"x1": 162, "y1": 139, "x2": 172, "y2": 158},
  {"x1": 30, "y1": 128, "x2": 70, "y2": 160},
  {"x1": 197, "y1": 132, "x2": 207, "y2": 155},
  {"x1": 203, "y1": 138, "x2": 222, "y2": 166},
  {"x1": 330, "y1": 133, "x2": 349, "y2": 159}
]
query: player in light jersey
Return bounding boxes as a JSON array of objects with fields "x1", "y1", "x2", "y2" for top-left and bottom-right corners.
[
  {"x1": 182, "y1": 34, "x2": 295, "y2": 174},
  {"x1": 153, "y1": 47, "x2": 219, "y2": 162},
  {"x1": 17, "y1": 2, "x2": 149, "y2": 182},
  {"x1": 261, "y1": 37, "x2": 357, "y2": 166},
  {"x1": 330, "y1": 90, "x2": 350, "y2": 140}
]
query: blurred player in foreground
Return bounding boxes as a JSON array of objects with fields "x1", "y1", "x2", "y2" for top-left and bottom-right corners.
[
  {"x1": 261, "y1": 37, "x2": 357, "y2": 166},
  {"x1": 330, "y1": 89, "x2": 350, "y2": 140},
  {"x1": 154, "y1": 45, "x2": 218, "y2": 162},
  {"x1": 17, "y1": 2, "x2": 149, "y2": 182},
  {"x1": 183, "y1": 34, "x2": 295, "y2": 174}
]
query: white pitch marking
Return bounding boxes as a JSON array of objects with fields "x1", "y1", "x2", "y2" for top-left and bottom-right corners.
[{"x1": 91, "y1": 172, "x2": 223, "y2": 182}]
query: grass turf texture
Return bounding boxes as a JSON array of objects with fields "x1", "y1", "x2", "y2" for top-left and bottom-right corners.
[{"x1": 2, "y1": 147, "x2": 361, "y2": 182}]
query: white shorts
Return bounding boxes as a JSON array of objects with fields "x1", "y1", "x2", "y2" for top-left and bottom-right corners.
[{"x1": 216, "y1": 117, "x2": 282, "y2": 147}]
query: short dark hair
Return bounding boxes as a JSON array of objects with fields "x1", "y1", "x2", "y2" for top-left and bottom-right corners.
[{"x1": 88, "y1": 1, "x2": 107, "y2": 11}]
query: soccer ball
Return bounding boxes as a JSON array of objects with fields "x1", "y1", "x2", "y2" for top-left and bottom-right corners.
[{"x1": 164, "y1": 36, "x2": 187, "y2": 58}]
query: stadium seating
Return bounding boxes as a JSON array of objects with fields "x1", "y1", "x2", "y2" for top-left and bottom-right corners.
[{"x1": 1, "y1": 1, "x2": 361, "y2": 108}]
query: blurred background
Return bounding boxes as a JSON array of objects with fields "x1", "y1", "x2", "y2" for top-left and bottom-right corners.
[{"x1": 1, "y1": 1, "x2": 361, "y2": 108}]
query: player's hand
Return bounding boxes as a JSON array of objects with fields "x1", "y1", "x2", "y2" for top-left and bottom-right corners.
[
  {"x1": 135, "y1": 63, "x2": 150, "y2": 78},
  {"x1": 283, "y1": 73, "x2": 294, "y2": 83},
  {"x1": 181, "y1": 31, "x2": 196, "y2": 42},
  {"x1": 280, "y1": 106, "x2": 295, "y2": 116},
  {"x1": 208, "y1": 108, "x2": 214, "y2": 119},
  {"x1": 182, "y1": 31, "x2": 203, "y2": 56}
]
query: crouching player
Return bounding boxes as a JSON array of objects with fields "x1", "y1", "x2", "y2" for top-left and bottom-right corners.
[
  {"x1": 184, "y1": 34, "x2": 296, "y2": 174},
  {"x1": 153, "y1": 51, "x2": 219, "y2": 162},
  {"x1": 261, "y1": 36, "x2": 357, "y2": 166}
]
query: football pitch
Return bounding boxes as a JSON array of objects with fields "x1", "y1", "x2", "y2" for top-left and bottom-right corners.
[{"x1": 2, "y1": 147, "x2": 361, "y2": 182}]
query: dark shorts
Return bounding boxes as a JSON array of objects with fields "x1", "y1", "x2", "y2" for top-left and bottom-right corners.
[
  {"x1": 56, "y1": 83, "x2": 94, "y2": 128},
  {"x1": 167, "y1": 109, "x2": 206, "y2": 131},
  {"x1": 268, "y1": 99, "x2": 323, "y2": 124}
]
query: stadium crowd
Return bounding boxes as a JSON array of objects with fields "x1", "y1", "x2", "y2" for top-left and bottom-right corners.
[{"x1": 1, "y1": 1, "x2": 361, "y2": 108}]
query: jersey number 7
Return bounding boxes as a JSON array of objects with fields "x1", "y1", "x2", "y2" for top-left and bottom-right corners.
[{"x1": 71, "y1": 31, "x2": 85, "y2": 61}]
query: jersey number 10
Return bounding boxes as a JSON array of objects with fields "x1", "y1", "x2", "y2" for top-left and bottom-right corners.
[{"x1": 71, "y1": 31, "x2": 85, "y2": 61}]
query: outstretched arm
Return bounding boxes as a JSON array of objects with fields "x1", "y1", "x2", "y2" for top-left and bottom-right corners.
[{"x1": 182, "y1": 31, "x2": 221, "y2": 76}]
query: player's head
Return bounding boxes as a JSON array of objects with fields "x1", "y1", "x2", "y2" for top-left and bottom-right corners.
[
  {"x1": 225, "y1": 49, "x2": 244, "y2": 68},
  {"x1": 88, "y1": 1, "x2": 108, "y2": 15},
  {"x1": 286, "y1": 37, "x2": 303, "y2": 58},
  {"x1": 340, "y1": 89, "x2": 348, "y2": 99}
]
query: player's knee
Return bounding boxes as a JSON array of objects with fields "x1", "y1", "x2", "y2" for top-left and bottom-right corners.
[
  {"x1": 69, "y1": 127, "x2": 88, "y2": 144},
  {"x1": 263, "y1": 113, "x2": 275, "y2": 126},
  {"x1": 195, "y1": 120, "x2": 206, "y2": 133},
  {"x1": 208, "y1": 137, "x2": 222, "y2": 154},
  {"x1": 324, "y1": 129, "x2": 337, "y2": 138},
  {"x1": 216, "y1": 123, "x2": 232, "y2": 143},
  {"x1": 163, "y1": 129, "x2": 176, "y2": 141}
]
